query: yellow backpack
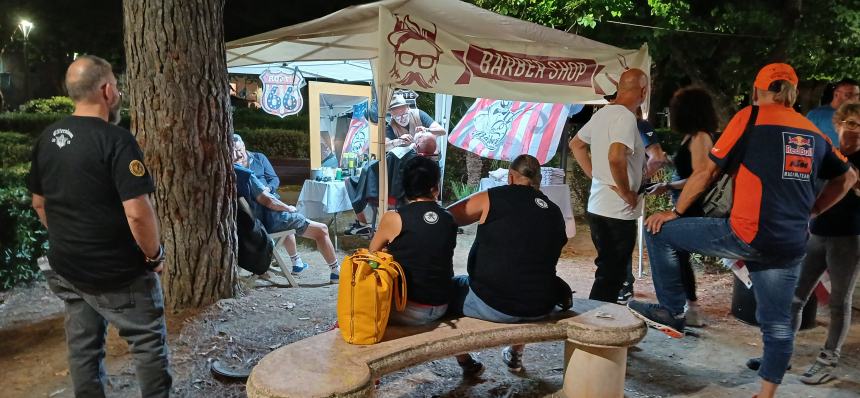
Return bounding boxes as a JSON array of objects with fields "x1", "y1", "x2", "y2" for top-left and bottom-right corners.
[{"x1": 337, "y1": 249, "x2": 407, "y2": 345}]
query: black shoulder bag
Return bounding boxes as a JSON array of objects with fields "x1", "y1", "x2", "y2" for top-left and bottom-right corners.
[{"x1": 698, "y1": 105, "x2": 758, "y2": 218}]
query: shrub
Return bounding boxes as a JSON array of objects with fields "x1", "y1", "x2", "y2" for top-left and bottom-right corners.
[
  {"x1": 19, "y1": 96, "x2": 75, "y2": 114},
  {"x1": 0, "y1": 164, "x2": 48, "y2": 290},
  {"x1": 0, "y1": 132, "x2": 33, "y2": 168},
  {"x1": 233, "y1": 108, "x2": 309, "y2": 131},
  {"x1": 240, "y1": 129, "x2": 309, "y2": 159},
  {"x1": 0, "y1": 113, "x2": 64, "y2": 137}
]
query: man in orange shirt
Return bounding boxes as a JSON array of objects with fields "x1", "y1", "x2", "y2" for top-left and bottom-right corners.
[{"x1": 628, "y1": 64, "x2": 856, "y2": 398}]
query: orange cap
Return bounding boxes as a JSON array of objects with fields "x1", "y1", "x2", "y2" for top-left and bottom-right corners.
[{"x1": 754, "y1": 63, "x2": 798, "y2": 91}]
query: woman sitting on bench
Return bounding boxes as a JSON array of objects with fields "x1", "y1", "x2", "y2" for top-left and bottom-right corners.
[
  {"x1": 368, "y1": 156, "x2": 483, "y2": 377},
  {"x1": 447, "y1": 154, "x2": 568, "y2": 373}
]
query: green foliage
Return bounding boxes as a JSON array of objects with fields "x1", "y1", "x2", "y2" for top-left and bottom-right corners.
[
  {"x1": 233, "y1": 107, "x2": 310, "y2": 132},
  {"x1": 0, "y1": 132, "x2": 33, "y2": 168},
  {"x1": 0, "y1": 113, "x2": 65, "y2": 137},
  {"x1": 644, "y1": 168, "x2": 673, "y2": 216},
  {"x1": 240, "y1": 129, "x2": 310, "y2": 159},
  {"x1": 0, "y1": 164, "x2": 49, "y2": 290},
  {"x1": 567, "y1": 160, "x2": 591, "y2": 216},
  {"x1": 450, "y1": 181, "x2": 478, "y2": 201},
  {"x1": 19, "y1": 96, "x2": 75, "y2": 115}
]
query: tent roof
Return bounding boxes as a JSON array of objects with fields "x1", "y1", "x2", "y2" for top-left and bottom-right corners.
[
  {"x1": 228, "y1": 60, "x2": 373, "y2": 82},
  {"x1": 226, "y1": 0, "x2": 624, "y2": 67}
]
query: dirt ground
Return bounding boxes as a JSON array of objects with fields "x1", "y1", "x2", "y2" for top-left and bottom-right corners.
[{"x1": 1, "y1": 219, "x2": 859, "y2": 398}]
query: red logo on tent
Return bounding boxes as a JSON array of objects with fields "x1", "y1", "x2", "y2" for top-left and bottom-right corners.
[
  {"x1": 387, "y1": 15, "x2": 442, "y2": 89},
  {"x1": 452, "y1": 45, "x2": 605, "y2": 93}
]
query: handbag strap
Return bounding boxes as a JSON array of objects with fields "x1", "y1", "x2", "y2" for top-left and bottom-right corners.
[{"x1": 721, "y1": 105, "x2": 759, "y2": 175}]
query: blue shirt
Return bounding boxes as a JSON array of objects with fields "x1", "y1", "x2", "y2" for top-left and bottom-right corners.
[
  {"x1": 806, "y1": 105, "x2": 838, "y2": 146},
  {"x1": 235, "y1": 164, "x2": 276, "y2": 230},
  {"x1": 247, "y1": 151, "x2": 279, "y2": 192}
]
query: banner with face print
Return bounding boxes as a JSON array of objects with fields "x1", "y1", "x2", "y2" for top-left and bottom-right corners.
[
  {"x1": 342, "y1": 101, "x2": 370, "y2": 156},
  {"x1": 448, "y1": 98, "x2": 571, "y2": 164}
]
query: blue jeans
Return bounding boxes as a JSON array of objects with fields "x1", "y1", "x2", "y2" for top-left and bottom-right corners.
[
  {"x1": 449, "y1": 275, "x2": 546, "y2": 323},
  {"x1": 646, "y1": 217, "x2": 802, "y2": 384},
  {"x1": 389, "y1": 301, "x2": 448, "y2": 326},
  {"x1": 45, "y1": 271, "x2": 172, "y2": 398}
]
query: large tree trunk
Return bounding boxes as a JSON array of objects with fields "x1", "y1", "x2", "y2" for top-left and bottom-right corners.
[
  {"x1": 123, "y1": 0, "x2": 236, "y2": 311},
  {"x1": 465, "y1": 152, "x2": 483, "y2": 187}
]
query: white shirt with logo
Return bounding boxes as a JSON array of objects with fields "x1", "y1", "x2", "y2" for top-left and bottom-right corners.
[{"x1": 577, "y1": 104, "x2": 645, "y2": 220}]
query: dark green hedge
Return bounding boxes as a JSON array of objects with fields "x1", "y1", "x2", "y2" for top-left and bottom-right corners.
[
  {"x1": 0, "y1": 132, "x2": 33, "y2": 168},
  {"x1": 239, "y1": 129, "x2": 309, "y2": 159},
  {"x1": 233, "y1": 108, "x2": 309, "y2": 131},
  {"x1": 0, "y1": 164, "x2": 48, "y2": 290},
  {"x1": 20, "y1": 97, "x2": 75, "y2": 114},
  {"x1": 0, "y1": 113, "x2": 65, "y2": 137}
]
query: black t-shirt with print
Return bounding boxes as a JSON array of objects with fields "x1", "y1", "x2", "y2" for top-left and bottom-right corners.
[{"x1": 27, "y1": 116, "x2": 155, "y2": 293}]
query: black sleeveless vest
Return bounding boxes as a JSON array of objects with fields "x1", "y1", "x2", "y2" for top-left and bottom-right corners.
[
  {"x1": 388, "y1": 201, "x2": 457, "y2": 305},
  {"x1": 468, "y1": 185, "x2": 568, "y2": 317}
]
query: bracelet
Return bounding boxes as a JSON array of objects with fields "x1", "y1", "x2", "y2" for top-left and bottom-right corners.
[
  {"x1": 145, "y1": 244, "x2": 165, "y2": 270},
  {"x1": 671, "y1": 207, "x2": 684, "y2": 217}
]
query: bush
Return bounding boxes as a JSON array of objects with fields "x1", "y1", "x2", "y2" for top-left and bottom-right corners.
[
  {"x1": 0, "y1": 113, "x2": 65, "y2": 137},
  {"x1": 241, "y1": 129, "x2": 309, "y2": 159},
  {"x1": 0, "y1": 164, "x2": 48, "y2": 290},
  {"x1": 0, "y1": 132, "x2": 33, "y2": 168},
  {"x1": 19, "y1": 96, "x2": 75, "y2": 114},
  {"x1": 233, "y1": 108, "x2": 309, "y2": 131}
]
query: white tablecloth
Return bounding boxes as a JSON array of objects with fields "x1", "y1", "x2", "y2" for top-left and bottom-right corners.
[
  {"x1": 296, "y1": 180, "x2": 353, "y2": 219},
  {"x1": 479, "y1": 178, "x2": 576, "y2": 238}
]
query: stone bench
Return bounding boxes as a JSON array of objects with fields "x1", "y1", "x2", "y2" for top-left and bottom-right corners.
[{"x1": 246, "y1": 298, "x2": 646, "y2": 398}]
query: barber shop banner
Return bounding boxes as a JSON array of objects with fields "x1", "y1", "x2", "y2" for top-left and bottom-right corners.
[
  {"x1": 448, "y1": 99, "x2": 571, "y2": 164},
  {"x1": 342, "y1": 101, "x2": 370, "y2": 156},
  {"x1": 378, "y1": 8, "x2": 650, "y2": 105}
]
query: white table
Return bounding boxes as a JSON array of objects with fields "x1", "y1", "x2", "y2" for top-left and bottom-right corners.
[
  {"x1": 296, "y1": 180, "x2": 354, "y2": 250},
  {"x1": 479, "y1": 178, "x2": 576, "y2": 238}
]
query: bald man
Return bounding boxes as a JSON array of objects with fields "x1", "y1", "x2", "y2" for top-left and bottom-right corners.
[
  {"x1": 569, "y1": 68, "x2": 650, "y2": 303},
  {"x1": 28, "y1": 55, "x2": 171, "y2": 397}
]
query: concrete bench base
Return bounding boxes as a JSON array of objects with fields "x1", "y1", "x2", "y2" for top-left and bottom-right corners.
[{"x1": 247, "y1": 298, "x2": 646, "y2": 398}]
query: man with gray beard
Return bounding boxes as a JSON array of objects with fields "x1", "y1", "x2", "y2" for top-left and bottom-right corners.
[{"x1": 27, "y1": 55, "x2": 171, "y2": 397}]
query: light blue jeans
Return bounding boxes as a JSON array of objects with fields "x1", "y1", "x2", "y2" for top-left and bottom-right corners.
[
  {"x1": 646, "y1": 217, "x2": 802, "y2": 384},
  {"x1": 388, "y1": 301, "x2": 448, "y2": 326},
  {"x1": 450, "y1": 275, "x2": 547, "y2": 323}
]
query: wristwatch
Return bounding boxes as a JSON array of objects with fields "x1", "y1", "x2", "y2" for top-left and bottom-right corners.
[
  {"x1": 671, "y1": 207, "x2": 684, "y2": 218},
  {"x1": 145, "y1": 244, "x2": 165, "y2": 270}
]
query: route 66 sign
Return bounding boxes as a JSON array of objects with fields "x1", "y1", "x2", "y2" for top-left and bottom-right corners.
[{"x1": 259, "y1": 68, "x2": 304, "y2": 118}]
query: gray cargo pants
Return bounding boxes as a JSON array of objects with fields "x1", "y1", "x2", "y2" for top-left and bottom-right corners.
[{"x1": 45, "y1": 271, "x2": 172, "y2": 398}]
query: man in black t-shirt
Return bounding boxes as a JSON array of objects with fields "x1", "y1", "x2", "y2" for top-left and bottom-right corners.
[{"x1": 27, "y1": 56, "x2": 171, "y2": 397}]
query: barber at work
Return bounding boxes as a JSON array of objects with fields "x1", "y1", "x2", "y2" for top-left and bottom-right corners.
[
  {"x1": 27, "y1": 55, "x2": 172, "y2": 398},
  {"x1": 385, "y1": 94, "x2": 446, "y2": 151}
]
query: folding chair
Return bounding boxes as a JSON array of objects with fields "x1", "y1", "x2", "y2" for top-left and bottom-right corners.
[
  {"x1": 237, "y1": 197, "x2": 299, "y2": 287},
  {"x1": 268, "y1": 230, "x2": 300, "y2": 287}
]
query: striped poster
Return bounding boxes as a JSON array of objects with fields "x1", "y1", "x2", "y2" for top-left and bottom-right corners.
[{"x1": 448, "y1": 99, "x2": 571, "y2": 164}]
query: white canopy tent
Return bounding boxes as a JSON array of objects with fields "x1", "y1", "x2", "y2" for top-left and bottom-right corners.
[
  {"x1": 226, "y1": 0, "x2": 651, "y2": 209},
  {"x1": 228, "y1": 60, "x2": 374, "y2": 83}
]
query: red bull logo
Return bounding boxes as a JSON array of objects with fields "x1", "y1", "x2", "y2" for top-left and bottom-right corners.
[{"x1": 788, "y1": 135, "x2": 811, "y2": 147}]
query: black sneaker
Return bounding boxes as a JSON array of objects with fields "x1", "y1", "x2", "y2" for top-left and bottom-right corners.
[
  {"x1": 617, "y1": 281, "x2": 634, "y2": 304},
  {"x1": 344, "y1": 222, "x2": 372, "y2": 236},
  {"x1": 745, "y1": 357, "x2": 791, "y2": 371},
  {"x1": 457, "y1": 354, "x2": 484, "y2": 377},
  {"x1": 627, "y1": 300, "x2": 685, "y2": 339},
  {"x1": 501, "y1": 346, "x2": 523, "y2": 372}
]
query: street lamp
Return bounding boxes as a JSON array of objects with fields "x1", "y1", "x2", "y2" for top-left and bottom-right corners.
[{"x1": 18, "y1": 20, "x2": 33, "y2": 101}]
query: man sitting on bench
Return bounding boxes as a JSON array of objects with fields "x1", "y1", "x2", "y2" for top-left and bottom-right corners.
[
  {"x1": 233, "y1": 144, "x2": 340, "y2": 283},
  {"x1": 447, "y1": 154, "x2": 568, "y2": 372}
]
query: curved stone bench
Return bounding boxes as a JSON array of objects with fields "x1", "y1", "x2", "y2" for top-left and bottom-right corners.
[{"x1": 247, "y1": 298, "x2": 646, "y2": 398}]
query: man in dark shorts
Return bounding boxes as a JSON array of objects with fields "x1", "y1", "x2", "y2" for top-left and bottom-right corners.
[{"x1": 233, "y1": 148, "x2": 340, "y2": 283}]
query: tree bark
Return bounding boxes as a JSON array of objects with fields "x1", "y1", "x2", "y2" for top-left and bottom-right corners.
[
  {"x1": 123, "y1": 0, "x2": 236, "y2": 311},
  {"x1": 465, "y1": 151, "x2": 483, "y2": 187}
]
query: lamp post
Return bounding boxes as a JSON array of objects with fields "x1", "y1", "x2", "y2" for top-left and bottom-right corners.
[{"x1": 18, "y1": 20, "x2": 33, "y2": 101}]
